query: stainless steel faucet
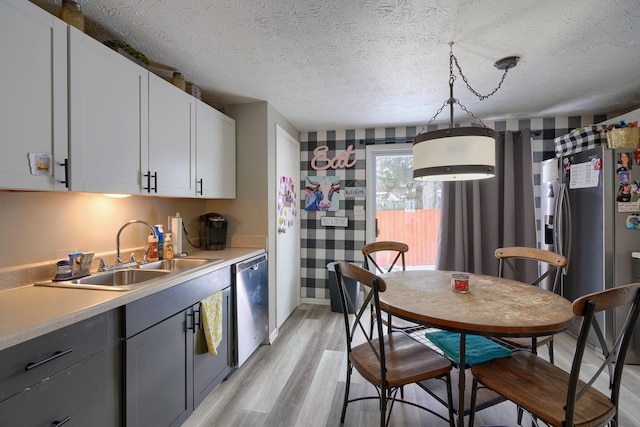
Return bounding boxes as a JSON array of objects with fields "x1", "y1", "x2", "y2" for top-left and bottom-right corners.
[{"x1": 116, "y1": 220, "x2": 157, "y2": 265}]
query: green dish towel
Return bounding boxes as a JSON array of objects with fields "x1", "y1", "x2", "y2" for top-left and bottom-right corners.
[{"x1": 425, "y1": 331, "x2": 512, "y2": 366}]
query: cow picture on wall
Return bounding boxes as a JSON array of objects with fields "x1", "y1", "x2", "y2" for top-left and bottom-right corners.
[{"x1": 304, "y1": 176, "x2": 340, "y2": 211}]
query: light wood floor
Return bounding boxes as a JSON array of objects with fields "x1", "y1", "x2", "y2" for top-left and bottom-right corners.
[{"x1": 183, "y1": 304, "x2": 640, "y2": 427}]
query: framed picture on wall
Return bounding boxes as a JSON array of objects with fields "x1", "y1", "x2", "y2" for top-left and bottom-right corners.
[{"x1": 304, "y1": 176, "x2": 340, "y2": 211}]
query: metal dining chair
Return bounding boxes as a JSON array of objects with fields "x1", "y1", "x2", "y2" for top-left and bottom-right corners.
[
  {"x1": 362, "y1": 241, "x2": 425, "y2": 337},
  {"x1": 469, "y1": 282, "x2": 640, "y2": 427},
  {"x1": 494, "y1": 246, "x2": 567, "y2": 363},
  {"x1": 334, "y1": 261, "x2": 455, "y2": 427}
]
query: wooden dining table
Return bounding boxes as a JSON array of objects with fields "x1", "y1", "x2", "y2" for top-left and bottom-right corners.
[{"x1": 378, "y1": 270, "x2": 575, "y2": 427}]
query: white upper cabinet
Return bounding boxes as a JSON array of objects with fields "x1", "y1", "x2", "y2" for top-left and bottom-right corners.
[
  {"x1": 2, "y1": 5, "x2": 236, "y2": 198},
  {"x1": 68, "y1": 26, "x2": 148, "y2": 194},
  {"x1": 196, "y1": 100, "x2": 236, "y2": 199},
  {"x1": 0, "y1": 0, "x2": 68, "y2": 191},
  {"x1": 148, "y1": 73, "x2": 195, "y2": 197}
]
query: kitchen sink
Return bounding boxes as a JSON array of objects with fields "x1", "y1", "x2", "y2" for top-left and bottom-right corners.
[
  {"x1": 35, "y1": 268, "x2": 171, "y2": 291},
  {"x1": 138, "y1": 258, "x2": 221, "y2": 271},
  {"x1": 73, "y1": 269, "x2": 170, "y2": 286},
  {"x1": 34, "y1": 257, "x2": 222, "y2": 291}
]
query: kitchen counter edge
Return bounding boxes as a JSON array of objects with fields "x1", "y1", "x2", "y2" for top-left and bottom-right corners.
[{"x1": 0, "y1": 248, "x2": 265, "y2": 352}]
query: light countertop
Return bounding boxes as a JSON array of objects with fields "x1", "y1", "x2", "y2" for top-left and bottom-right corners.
[{"x1": 0, "y1": 248, "x2": 265, "y2": 352}]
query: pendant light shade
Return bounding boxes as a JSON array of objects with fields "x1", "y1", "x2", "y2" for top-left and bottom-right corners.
[
  {"x1": 413, "y1": 127, "x2": 496, "y2": 181},
  {"x1": 412, "y1": 42, "x2": 517, "y2": 182}
]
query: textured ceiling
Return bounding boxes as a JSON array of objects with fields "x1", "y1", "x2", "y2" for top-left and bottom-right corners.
[{"x1": 31, "y1": 0, "x2": 640, "y2": 131}]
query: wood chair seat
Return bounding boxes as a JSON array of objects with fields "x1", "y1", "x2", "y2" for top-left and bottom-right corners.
[
  {"x1": 351, "y1": 332, "x2": 452, "y2": 389},
  {"x1": 472, "y1": 352, "x2": 614, "y2": 427}
]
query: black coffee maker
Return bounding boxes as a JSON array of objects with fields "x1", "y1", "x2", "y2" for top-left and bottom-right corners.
[{"x1": 199, "y1": 213, "x2": 228, "y2": 250}]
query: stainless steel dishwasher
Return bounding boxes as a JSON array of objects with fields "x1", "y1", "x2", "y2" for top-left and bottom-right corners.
[{"x1": 233, "y1": 253, "x2": 268, "y2": 367}]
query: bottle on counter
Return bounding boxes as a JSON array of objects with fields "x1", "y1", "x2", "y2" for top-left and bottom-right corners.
[
  {"x1": 155, "y1": 225, "x2": 164, "y2": 260},
  {"x1": 59, "y1": 0, "x2": 85, "y2": 32},
  {"x1": 164, "y1": 233, "x2": 174, "y2": 260},
  {"x1": 171, "y1": 72, "x2": 186, "y2": 91},
  {"x1": 147, "y1": 234, "x2": 159, "y2": 262}
]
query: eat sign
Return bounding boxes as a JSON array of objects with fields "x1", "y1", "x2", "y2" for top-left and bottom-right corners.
[{"x1": 310, "y1": 145, "x2": 357, "y2": 171}]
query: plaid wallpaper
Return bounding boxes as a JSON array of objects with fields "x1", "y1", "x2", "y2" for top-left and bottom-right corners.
[
  {"x1": 299, "y1": 115, "x2": 607, "y2": 303},
  {"x1": 300, "y1": 130, "x2": 367, "y2": 299}
]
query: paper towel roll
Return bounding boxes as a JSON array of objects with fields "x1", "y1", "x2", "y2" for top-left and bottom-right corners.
[{"x1": 170, "y1": 215, "x2": 183, "y2": 255}]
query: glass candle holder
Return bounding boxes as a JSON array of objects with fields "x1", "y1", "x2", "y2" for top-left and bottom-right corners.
[{"x1": 451, "y1": 273, "x2": 470, "y2": 293}]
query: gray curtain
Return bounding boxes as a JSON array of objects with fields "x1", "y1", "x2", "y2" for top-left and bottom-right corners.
[{"x1": 435, "y1": 130, "x2": 537, "y2": 279}]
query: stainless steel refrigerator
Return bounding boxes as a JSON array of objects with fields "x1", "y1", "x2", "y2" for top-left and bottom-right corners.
[{"x1": 541, "y1": 146, "x2": 640, "y2": 364}]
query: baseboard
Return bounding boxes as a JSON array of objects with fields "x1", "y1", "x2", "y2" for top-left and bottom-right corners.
[{"x1": 268, "y1": 328, "x2": 278, "y2": 344}]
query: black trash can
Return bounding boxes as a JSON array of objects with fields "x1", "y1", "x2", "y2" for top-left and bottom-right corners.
[{"x1": 327, "y1": 262, "x2": 362, "y2": 313}]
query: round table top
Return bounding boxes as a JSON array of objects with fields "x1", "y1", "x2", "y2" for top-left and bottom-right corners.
[{"x1": 379, "y1": 270, "x2": 575, "y2": 336}]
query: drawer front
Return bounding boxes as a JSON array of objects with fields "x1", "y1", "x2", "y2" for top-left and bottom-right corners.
[
  {"x1": 0, "y1": 312, "x2": 109, "y2": 402},
  {"x1": 0, "y1": 351, "x2": 112, "y2": 427}
]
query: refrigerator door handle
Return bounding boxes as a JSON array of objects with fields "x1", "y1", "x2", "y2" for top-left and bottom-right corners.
[
  {"x1": 555, "y1": 183, "x2": 571, "y2": 274},
  {"x1": 554, "y1": 183, "x2": 564, "y2": 256},
  {"x1": 564, "y1": 184, "x2": 572, "y2": 272}
]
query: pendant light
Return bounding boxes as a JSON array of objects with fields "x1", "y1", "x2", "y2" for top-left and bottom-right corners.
[{"x1": 413, "y1": 42, "x2": 519, "y2": 181}]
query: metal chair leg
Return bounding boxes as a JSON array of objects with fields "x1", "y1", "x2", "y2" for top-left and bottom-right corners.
[
  {"x1": 380, "y1": 384, "x2": 387, "y2": 427},
  {"x1": 446, "y1": 373, "x2": 455, "y2": 427},
  {"x1": 517, "y1": 405, "x2": 523, "y2": 425},
  {"x1": 341, "y1": 364, "x2": 352, "y2": 423},
  {"x1": 469, "y1": 377, "x2": 479, "y2": 427}
]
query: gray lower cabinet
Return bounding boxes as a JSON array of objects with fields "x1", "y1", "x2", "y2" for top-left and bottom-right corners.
[
  {"x1": 0, "y1": 311, "x2": 121, "y2": 426},
  {"x1": 124, "y1": 267, "x2": 232, "y2": 427},
  {"x1": 125, "y1": 309, "x2": 191, "y2": 427}
]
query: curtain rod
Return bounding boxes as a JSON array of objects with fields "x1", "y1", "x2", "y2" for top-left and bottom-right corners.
[{"x1": 358, "y1": 130, "x2": 541, "y2": 145}]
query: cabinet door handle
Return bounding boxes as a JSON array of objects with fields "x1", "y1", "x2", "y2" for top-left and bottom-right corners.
[
  {"x1": 143, "y1": 171, "x2": 151, "y2": 192},
  {"x1": 58, "y1": 158, "x2": 69, "y2": 188},
  {"x1": 143, "y1": 171, "x2": 158, "y2": 193},
  {"x1": 186, "y1": 310, "x2": 196, "y2": 333},
  {"x1": 25, "y1": 348, "x2": 73, "y2": 371},
  {"x1": 197, "y1": 178, "x2": 203, "y2": 195},
  {"x1": 194, "y1": 306, "x2": 201, "y2": 332},
  {"x1": 53, "y1": 416, "x2": 71, "y2": 426}
]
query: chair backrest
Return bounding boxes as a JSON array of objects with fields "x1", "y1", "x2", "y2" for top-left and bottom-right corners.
[
  {"x1": 565, "y1": 283, "x2": 640, "y2": 426},
  {"x1": 362, "y1": 241, "x2": 408, "y2": 274},
  {"x1": 335, "y1": 261, "x2": 388, "y2": 374},
  {"x1": 495, "y1": 246, "x2": 567, "y2": 292}
]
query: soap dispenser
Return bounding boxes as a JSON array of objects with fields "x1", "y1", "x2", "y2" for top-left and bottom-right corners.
[
  {"x1": 155, "y1": 225, "x2": 164, "y2": 260},
  {"x1": 164, "y1": 233, "x2": 174, "y2": 260}
]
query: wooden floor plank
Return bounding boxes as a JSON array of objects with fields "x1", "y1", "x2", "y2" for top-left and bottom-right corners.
[
  {"x1": 294, "y1": 350, "x2": 343, "y2": 427},
  {"x1": 245, "y1": 318, "x2": 318, "y2": 414}
]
